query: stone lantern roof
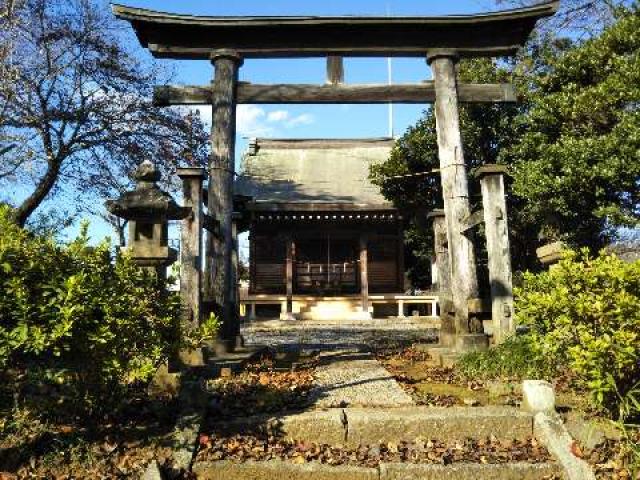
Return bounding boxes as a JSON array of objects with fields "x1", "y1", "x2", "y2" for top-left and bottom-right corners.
[{"x1": 106, "y1": 160, "x2": 190, "y2": 221}]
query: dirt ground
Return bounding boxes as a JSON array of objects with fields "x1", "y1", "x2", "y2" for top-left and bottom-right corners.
[{"x1": 375, "y1": 343, "x2": 639, "y2": 480}]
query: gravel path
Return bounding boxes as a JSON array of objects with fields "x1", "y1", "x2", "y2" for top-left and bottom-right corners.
[{"x1": 310, "y1": 350, "x2": 415, "y2": 408}]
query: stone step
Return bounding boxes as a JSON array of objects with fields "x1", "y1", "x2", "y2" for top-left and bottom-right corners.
[
  {"x1": 210, "y1": 406, "x2": 534, "y2": 447},
  {"x1": 199, "y1": 346, "x2": 267, "y2": 378},
  {"x1": 294, "y1": 299, "x2": 367, "y2": 321},
  {"x1": 412, "y1": 345, "x2": 461, "y2": 367},
  {"x1": 193, "y1": 460, "x2": 561, "y2": 480}
]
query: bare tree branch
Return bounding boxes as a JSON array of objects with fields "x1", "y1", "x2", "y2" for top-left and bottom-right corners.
[
  {"x1": 0, "y1": 0, "x2": 209, "y2": 226},
  {"x1": 496, "y1": 0, "x2": 627, "y2": 37}
]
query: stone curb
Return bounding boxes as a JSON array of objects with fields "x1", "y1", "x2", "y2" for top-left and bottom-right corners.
[
  {"x1": 193, "y1": 460, "x2": 561, "y2": 480},
  {"x1": 533, "y1": 412, "x2": 596, "y2": 480},
  {"x1": 170, "y1": 408, "x2": 205, "y2": 473},
  {"x1": 379, "y1": 461, "x2": 562, "y2": 479},
  {"x1": 345, "y1": 406, "x2": 533, "y2": 447},
  {"x1": 164, "y1": 379, "x2": 209, "y2": 476},
  {"x1": 210, "y1": 406, "x2": 533, "y2": 447},
  {"x1": 211, "y1": 409, "x2": 347, "y2": 446},
  {"x1": 193, "y1": 460, "x2": 377, "y2": 480}
]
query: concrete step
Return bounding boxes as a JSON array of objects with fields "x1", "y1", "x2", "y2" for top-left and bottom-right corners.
[
  {"x1": 300, "y1": 307, "x2": 364, "y2": 321},
  {"x1": 296, "y1": 299, "x2": 365, "y2": 321},
  {"x1": 210, "y1": 406, "x2": 534, "y2": 447},
  {"x1": 193, "y1": 460, "x2": 561, "y2": 479}
]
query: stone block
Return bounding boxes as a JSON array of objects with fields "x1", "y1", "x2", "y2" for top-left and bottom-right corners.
[
  {"x1": 563, "y1": 412, "x2": 621, "y2": 450},
  {"x1": 344, "y1": 407, "x2": 533, "y2": 447},
  {"x1": 211, "y1": 410, "x2": 347, "y2": 446},
  {"x1": 467, "y1": 297, "x2": 491, "y2": 314},
  {"x1": 522, "y1": 380, "x2": 555, "y2": 414},
  {"x1": 148, "y1": 363, "x2": 180, "y2": 399},
  {"x1": 455, "y1": 333, "x2": 489, "y2": 352},
  {"x1": 280, "y1": 410, "x2": 347, "y2": 444},
  {"x1": 536, "y1": 241, "x2": 565, "y2": 266},
  {"x1": 177, "y1": 348, "x2": 205, "y2": 367},
  {"x1": 193, "y1": 461, "x2": 378, "y2": 480},
  {"x1": 534, "y1": 412, "x2": 596, "y2": 480},
  {"x1": 379, "y1": 462, "x2": 561, "y2": 480},
  {"x1": 170, "y1": 408, "x2": 205, "y2": 473},
  {"x1": 418, "y1": 345, "x2": 452, "y2": 366}
]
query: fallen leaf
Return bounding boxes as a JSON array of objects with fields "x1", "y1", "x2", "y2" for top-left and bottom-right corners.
[
  {"x1": 199, "y1": 434, "x2": 210, "y2": 447},
  {"x1": 570, "y1": 441, "x2": 584, "y2": 458}
]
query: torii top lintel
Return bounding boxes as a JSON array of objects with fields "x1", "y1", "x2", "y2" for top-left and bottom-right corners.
[{"x1": 111, "y1": 2, "x2": 558, "y2": 59}]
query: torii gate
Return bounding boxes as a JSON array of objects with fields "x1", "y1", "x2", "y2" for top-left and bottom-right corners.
[{"x1": 113, "y1": 2, "x2": 558, "y2": 352}]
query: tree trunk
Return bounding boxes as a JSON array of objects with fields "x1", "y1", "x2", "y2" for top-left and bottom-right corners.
[
  {"x1": 13, "y1": 159, "x2": 61, "y2": 227},
  {"x1": 116, "y1": 219, "x2": 127, "y2": 247}
]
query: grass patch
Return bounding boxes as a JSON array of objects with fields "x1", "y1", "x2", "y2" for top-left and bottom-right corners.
[{"x1": 456, "y1": 335, "x2": 554, "y2": 382}]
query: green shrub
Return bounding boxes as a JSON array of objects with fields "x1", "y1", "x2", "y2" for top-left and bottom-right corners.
[
  {"x1": 515, "y1": 249, "x2": 640, "y2": 415},
  {"x1": 457, "y1": 335, "x2": 554, "y2": 381},
  {"x1": 0, "y1": 205, "x2": 182, "y2": 413}
]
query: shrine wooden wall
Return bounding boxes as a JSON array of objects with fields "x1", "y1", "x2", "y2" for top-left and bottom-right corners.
[
  {"x1": 250, "y1": 234, "x2": 287, "y2": 294},
  {"x1": 249, "y1": 223, "x2": 404, "y2": 295}
]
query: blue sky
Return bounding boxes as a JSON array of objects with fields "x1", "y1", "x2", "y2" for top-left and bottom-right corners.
[{"x1": 23, "y1": 0, "x2": 503, "y2": 246}]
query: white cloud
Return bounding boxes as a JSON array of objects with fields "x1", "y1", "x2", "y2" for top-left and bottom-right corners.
[
  {"x1": 188, "y1": 105, "x2": 314, "y2": 138},
  {"x1": 285, "y1": 113, "x2": 314, "y2": 128},
  {"x1": 267, "y1": 110, "x2": 289, "y2": 122},
  {"x1": 236, "y1": 105, "x2": 274, "y2": 137}
]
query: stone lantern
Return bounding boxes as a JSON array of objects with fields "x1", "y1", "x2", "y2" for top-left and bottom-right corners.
[{"x1": 106, "y1": 160, "x2": 190, "y2": 277}]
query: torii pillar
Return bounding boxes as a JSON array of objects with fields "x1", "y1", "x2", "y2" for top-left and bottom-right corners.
[
  {"x1": 477, "y1": 165, "x2": 514, "y2": 343},
  {"x1": 205, "y1": 50, "x2": 243, "y2": 351},
  {"x1": 428, "y1": 50, "x2": 486, "y2": 351}
]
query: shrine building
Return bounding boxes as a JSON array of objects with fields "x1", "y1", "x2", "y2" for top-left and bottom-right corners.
[{"x1": 235, "y1": 137, "x2": 436, "y2": 321}]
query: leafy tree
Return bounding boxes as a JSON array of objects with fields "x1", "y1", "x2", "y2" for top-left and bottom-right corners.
[
  {"x1": 0, "y1": 0, "x2": 208, "y2": 227},
  {"x1": 507, "y1": 8, "x2": 640, "y2": 250},
  {"x1": 515, "y1": 249, "x2": 640, "y2": 415},
  {"x1": 0, "y1": 205, "x2": 181, "y2": 413},
  {"x1": 371, "y1": 9, "x2": 639, "y2": 282}
]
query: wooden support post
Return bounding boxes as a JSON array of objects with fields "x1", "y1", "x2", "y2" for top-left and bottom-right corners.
[
  {"x1": 430, "y1": 298, "x2": 439, "y2": 318},
  {"x1": 231, "y1": 219, "x2": 240, "y2": 331},
  {"x1": 428, "y1": 209, "x2": 455, "y2": 346},
  {"x1": 231, "y1": 221, "x2": 238, "y2": 306},
  {"x1": 326, "y1": 56, "x2": 344, "y2": 85},
  {"x1": 281, "y1": 236, "x2": 296, "y2": 321},
  {"x1": 477, "y1": 165, "x2": 514, "y2": 343},
  {"x1": 428, "y1": 51, "x2": 482, "y2": 344},
  {"x1": 359, "y1": 234, "x2": 370, "y2": 318},
  {"x1": 428, "y1": 209, "x2": 451, "y2": 295},
  {"x1": 397, "y1": 300, "x2": 405, "y2": 318},
  {"x1": 249, "y1": 302, "x2": 256, "y2": 322},
  {"x1": 176, "y1": 167, "x2": 207, "y2": 367},
  {"x1": 206, "y1": 49, "x2": 242, "y2": 351},
  {"x1": 177, "y1": 167, "x2": 207, "y2": 331}
]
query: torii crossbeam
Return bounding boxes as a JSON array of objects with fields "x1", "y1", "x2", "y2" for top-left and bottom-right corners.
[{"x1": 113, "y1": 2, "x2": 558, "y2": 353}]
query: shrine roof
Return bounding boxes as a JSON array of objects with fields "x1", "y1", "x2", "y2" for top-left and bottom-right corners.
[
  {"x1": 111, "y1": 2, "x2": 558, "y2": 59},
  {"x1": 235, "y1": 138, "x2": 394, "y2": 207}
]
